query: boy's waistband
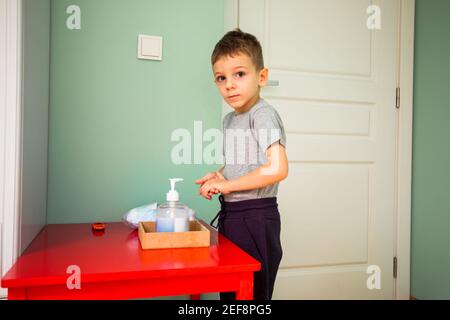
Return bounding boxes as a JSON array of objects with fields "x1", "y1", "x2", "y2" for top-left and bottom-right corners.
[
  {"x1": 219, "y1": 195, "x2": 278, "y2": 212},
  {"x1": 210, "y1": 195, "x2": 279, "y2": 228}
]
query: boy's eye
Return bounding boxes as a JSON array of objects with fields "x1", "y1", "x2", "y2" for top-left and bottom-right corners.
[
  {"x1": 216, "y1": 75, "x2": 226, "y2": 82},
  {"x1": 235, "y1": 71, "x2": 245, "y2": 78}
]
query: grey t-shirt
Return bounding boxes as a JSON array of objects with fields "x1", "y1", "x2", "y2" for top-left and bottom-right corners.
[{"x1": 222, "y1": 98, "x2": 286, "y2": 202}]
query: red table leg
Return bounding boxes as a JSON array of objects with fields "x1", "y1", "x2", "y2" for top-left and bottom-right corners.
[
  {"x1": 8, "y1": 288, "x2": 27, "y2": 300},
  {"x1": 236, "y1": 272, "x2": 253, "y2": 300},
  {"x1": 190, "y1": 294, "x2": 201, "y2": 300}
]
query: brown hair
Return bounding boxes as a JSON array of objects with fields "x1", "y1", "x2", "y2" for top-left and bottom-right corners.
[{"x1": 211, "y1": 28, "x2": 264, "y2": 71}]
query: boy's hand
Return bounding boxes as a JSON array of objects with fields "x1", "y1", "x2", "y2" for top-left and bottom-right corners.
[
  {"x1": 195, "y1": 171, "x2": 225, "y2": 186},
  {"x1": 199, "y1": 178, "x2": 232, "y2": 200}
]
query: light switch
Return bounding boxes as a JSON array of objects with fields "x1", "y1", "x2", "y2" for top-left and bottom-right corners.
[{"x1": 138, "y1": 35, "x2": 163, "y2": 61}]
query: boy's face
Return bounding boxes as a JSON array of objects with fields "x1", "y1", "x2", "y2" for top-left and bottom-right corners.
[{"x1": 213, "y1": 53, "x2": 268, "y2": 114}]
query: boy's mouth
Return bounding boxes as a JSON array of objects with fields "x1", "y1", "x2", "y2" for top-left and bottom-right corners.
[{"x1": 228, "y1": 94, "x2": 240, "y2": 100}]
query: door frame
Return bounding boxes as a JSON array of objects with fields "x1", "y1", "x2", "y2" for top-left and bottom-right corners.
[
  {"x1": 0, "y1": 0, "x2": 23, "y2": 298},
  {"x1": 224, "y1": 0, "x2": 415, "y2": 300},
  {"x1": 395, "y1": 0, "x2": 415, "y2": 301}
]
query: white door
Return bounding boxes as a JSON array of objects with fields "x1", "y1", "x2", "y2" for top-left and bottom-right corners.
[{"x1": 238, "y1": 0, "x2": 400, "y2": 299}]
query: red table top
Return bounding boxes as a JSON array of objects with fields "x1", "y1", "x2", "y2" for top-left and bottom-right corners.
[{"x1": 1, "y1": 221, "x2": 260, "y2": 289}]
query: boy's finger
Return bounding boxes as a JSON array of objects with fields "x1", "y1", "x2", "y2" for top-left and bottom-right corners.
[
  {"x1": 205, "y1": 188, "x2": 213, "y2": 198},
  {"x1": 195, "y1": 173, "x2": 213, "y2": 184},
  {"x1": 195, "y1": 177, "x2": 209, "y2": 184},
  {"x1": 200, "y1": 183, "x2": 209, "y2": 195},
  {"x1": 199, "y1": 187, "x2": 209, "y2": 197},
  {"x1": 200, "y1": 186, "x2": 209, "y2": 197}
]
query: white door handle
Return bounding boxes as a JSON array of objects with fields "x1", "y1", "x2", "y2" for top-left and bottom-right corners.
[{"x1": 267, "y1": 80, "x2": 280, "y2": 87}]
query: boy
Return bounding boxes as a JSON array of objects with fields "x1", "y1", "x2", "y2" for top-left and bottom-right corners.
[{"x1": 195, "y1": 29, "x2": 288, "y2": 300}]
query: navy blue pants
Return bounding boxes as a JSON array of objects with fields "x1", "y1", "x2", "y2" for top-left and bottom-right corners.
[{"x1": 211, "y1": 195, "x2": 283, "y2": 300}]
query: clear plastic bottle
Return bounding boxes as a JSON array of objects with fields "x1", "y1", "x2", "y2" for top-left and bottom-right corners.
[
  {"x1": 188, "y1": 208, "x2": 196, "y2": 221},
  {"x1": 156, "y1": 178, "x2": 189, "y2": 233}
]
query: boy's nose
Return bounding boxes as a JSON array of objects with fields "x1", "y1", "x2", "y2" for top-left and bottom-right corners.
[{"x1": 225, "y1": 79, "x2": 235, "y2": 90}]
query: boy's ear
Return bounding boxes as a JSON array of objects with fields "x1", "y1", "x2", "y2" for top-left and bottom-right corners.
[{"x1": 258, "y1": 68, "x2": 269, "y2": 87}]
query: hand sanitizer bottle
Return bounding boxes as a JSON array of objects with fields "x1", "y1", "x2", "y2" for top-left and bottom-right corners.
[{"x1": 156, "y1": 178, "x2": 189, "y2": 232}]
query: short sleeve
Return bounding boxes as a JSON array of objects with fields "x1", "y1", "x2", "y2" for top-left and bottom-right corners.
[{"x1": 252, "y1": 106, "x2": 287, "y2": 153}]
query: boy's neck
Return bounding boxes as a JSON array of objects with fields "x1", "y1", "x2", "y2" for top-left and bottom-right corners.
[{"x1": 234, "y1": 95, "x2": 261, "y2": 115}]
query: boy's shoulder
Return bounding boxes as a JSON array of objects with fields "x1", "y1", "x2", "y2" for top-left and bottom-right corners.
[
  {"x1": 251, "y1": 99, "x2": 279, "y2": 118},
  {"x1": 250, "y1": 100, "x2": 284, "y2": 127}
]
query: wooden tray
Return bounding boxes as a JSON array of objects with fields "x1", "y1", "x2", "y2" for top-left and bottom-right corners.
[{"x1": 138, "y1": 220, "x2": 210, "y2": 249}]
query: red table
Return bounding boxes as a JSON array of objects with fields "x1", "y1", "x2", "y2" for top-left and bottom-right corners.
[{"x1": 1, "y1": 221, "x2": 260, "y2": 300}]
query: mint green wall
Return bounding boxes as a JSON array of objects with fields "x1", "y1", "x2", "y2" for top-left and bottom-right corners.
[
  {"x1": 21, "y1": 0, "x2": 50, "y2": 252},
  {"x1": 47, "y1": 0, "x2": 224, "y2": 224},
  {"x1": 411, "y1": 0, "x2": 450, "y2": 300}
]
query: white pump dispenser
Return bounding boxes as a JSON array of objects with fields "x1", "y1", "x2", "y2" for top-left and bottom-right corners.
[{"x1": 166, "y1": 178, "x2": 183, "y2": 203}]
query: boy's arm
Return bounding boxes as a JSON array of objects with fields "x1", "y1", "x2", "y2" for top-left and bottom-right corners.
[
  {"x1": 199, "y1": 143, "x2": 288, "y2": 196},
  {"x1": 229, "y1": 143, "x2": 288, "y2": 192}
]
